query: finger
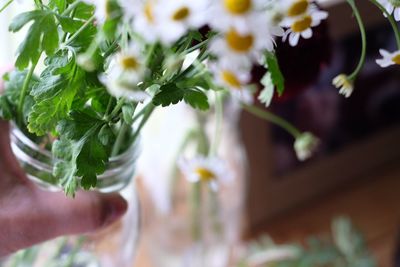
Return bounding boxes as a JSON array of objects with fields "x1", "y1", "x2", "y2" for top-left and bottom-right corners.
[
  {"x1": 0, "y1": 188, "x2": 128, "y2": 256},
  {"x1": 0, "y1": 120, "x2": 31, "y2": 185}
]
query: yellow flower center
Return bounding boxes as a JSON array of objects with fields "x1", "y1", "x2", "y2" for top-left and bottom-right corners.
[
  {"x1": 221, "y1": 70, "x2": 242, "y2": 88},
  {"x1": 121, "y1": 56, "x2": 139, "y2": 70},
  {"x1": 224, "y1": 0, "x2": 252, "y2": 15},
  {"x1": 392, "y1": 54, "x2": 400, "y2": 64},
  {"x1": 195, "y1": 167, "x2": 216, "y2": 182},
  {"x1": 226, "y1": 28, "x2": 254, "y2": 53},
  {"x1": 291, "y1": 15, "x2": 312, "y2": 33},
  {"x1": 172, "y1": 6, "x2": 190, "y2": 21},
  {"x1": 287, "y1": 0, "x2": 309, "y2": 17},
  {"x1": 144, "y1": 1, "x2": 154, "y2": 23}
]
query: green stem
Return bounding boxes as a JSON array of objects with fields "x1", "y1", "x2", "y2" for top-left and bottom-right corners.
[
  {"x1": 103, "y1": 39, "x2": 120, "y2": 58},
  {"x1": 184, "y1": 38, "x2": 210, "y2": 54},
  {"x1": 346, "y1": 0, "x2": 367, "y2": 80},
  {"x1": 61, "y1": 0, "x2": 82, "y2": 16},
  {"x1": 145, "y1": 43, "x2": 157, "y2": 66},
  {"x1": 111, "y1": 121, "x2": 129, "y2": 157},
  {"x1": 191, "y1": 182, "x2": 202, "y2": 241},
  {"x1": 63, "y1": 16, "x2": 95, "y2": 46},
  {"x1": 104, "y1": 96, "x2": 114, "y2": 118},
  {"x1": 369, "y1": 0, "x2": 400, "y2": 49},
  {"x1": 131, "y1": 104, "x2": 155, "y2": 142},
  {"x1": 106, "y1": 98, "x2": 125, "y2": 121},
  {"x1": 242, "y1": 104, "x2": 302, "y2": 138},
  {"x1": 209, "y1": 91, "x2": 224, "y2": 157},
  {"x1": 0, "y1": 0, "x2": 13, "y2": 13},
  {"x1": 18, "y1": 61, "x2": 38, "y2": 125}
]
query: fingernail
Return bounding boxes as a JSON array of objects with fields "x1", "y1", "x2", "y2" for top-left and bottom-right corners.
[{"x1": 102, "y1": 194, "x2": 128, "y2": 227}]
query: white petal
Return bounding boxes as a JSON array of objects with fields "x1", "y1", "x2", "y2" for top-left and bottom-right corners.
[
  {"x1": 395, "y1": 8, "x2": 400, "y2": 21},
  {"x1": 301, "y1": 29, "x2": 313, "y2": 39},
  {"x1": 376, "y1": 58, "x2": 393, "y2": 68},
  {"x1": 289, "y1": 33, "x2": 300, "y2": 47},
  {"x1": 379, "y1": 49, "x2": 391, "y2": 57}
]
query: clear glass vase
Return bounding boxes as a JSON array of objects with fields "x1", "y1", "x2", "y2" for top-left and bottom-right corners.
[
  {"x1": 1, "y1": 124, "x2": 140, "y2": 267},
  {"x1": 139, "y1": 101, "x2": 247, "y2": 267}
]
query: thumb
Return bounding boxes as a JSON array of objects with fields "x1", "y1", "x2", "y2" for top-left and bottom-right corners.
[
  {"x1": 40, "y1": 189, "x2": 128, "y2": 236},
  {"x1": 1, "y1": 188, "x2": 128, "y2": 256}
]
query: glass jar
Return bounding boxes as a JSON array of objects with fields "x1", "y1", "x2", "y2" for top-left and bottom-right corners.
[
  {"x1": 2, "y1": 124, "x2": 140, "y2": 267},
  {"x1": 139, "y1": 100, "x2": 247, "y2": 267}
]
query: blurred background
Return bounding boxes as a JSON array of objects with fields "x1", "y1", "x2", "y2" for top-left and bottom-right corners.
[{"x1": 240, "y1": 1, "x2": 400, "y2": 266}]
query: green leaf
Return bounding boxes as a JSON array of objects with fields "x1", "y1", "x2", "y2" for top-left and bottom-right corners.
[
  {"x1": 28, "y1": 53, "x2": 84, "y2": 135},
  {"x1": 265, "y1": 51, "x2": 285, "y2": 96},
  {"x1": 0, "y1": 96, "x2": 13, "y2": 120},
  {"x1": 122, "y1": 104, "x2": 135, "y2": 125},
  {"x1": 10, "y1": 10, "x2": 59, "y2": 69},
  {"x1": 152, "y1": 83, "x2": 185, "y2": 107},
  {"x1": 52, "y1": 137, "x2": 84, "y2": 197},
  {"x1": 98, "y1": 124, "x2": 114, "y2": 146},
  {"x1": 77, "y1": 136, "x2": 108, "y2": 190},
  {"x1": 258, "y1": 72, "x2": 274, "y2": 107},
  {"x1": 153, "y1": 83, "x2": 209, "y2": 110},
  {"x1": 57, "y1": 110, "x2": 102, "y2": 140},
  {"x1": 53, "y1": 121, "x2": 106, "y2": 196},
  {"x1": 57, "y1": 16, "x2": 84, "y2": 33},
  {"x1": 48, "y1": 0, "x2": 67, "y2": 13},
  {"x1": 183, "y1": 89, "x2": 209, "y2": 110}
]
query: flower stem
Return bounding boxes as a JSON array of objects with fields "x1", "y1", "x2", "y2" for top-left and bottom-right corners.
[
  {"x1": 106, "y1": 98, "x2": 125, "y2": 121},
  {"x1": 61, "y1": 0, "x2": 81, "y2": 16},
  {"x1": 191, "y1": 182, "x2": 202, "y2": 241},
  {"x1": 63, "y1": 16, "x2": 95, "y2": 46},
  {"x1": 346, "y1": 0, "x2": 367, "y2": 80},
  {"x1": 111, "y1": 121, "x2": 129, "y2": 157},
  {"x1": 369, "y1": 0, "x2": 400, "y2": 49},
  {"x1": 0, "y1": 0, "x2": 13, "y2": 13},
  {"x1": 131, "y1": 103, "x2": 156, "y2": 142},
  {"x1": 18, "y1": 60, "x2": 39, "y2": 126},
  {"x1": 241, "y1": 104, "x2": 302, "y2": 139},
  {"x1": 209, "y1": 91, "x2": 224, "y2": 157}
]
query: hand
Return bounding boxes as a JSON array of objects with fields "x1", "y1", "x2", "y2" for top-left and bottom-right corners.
[{"x1": 0, "y1": 120, "x2": 128, "y2": 257}]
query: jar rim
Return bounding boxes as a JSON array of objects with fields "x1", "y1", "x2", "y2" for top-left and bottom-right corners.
[{"x1": 10, "y1": 122, "x2": 139, "y2": 163}]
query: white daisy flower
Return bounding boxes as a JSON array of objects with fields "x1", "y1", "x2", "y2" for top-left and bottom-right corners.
[
  {"x1": 294, "y1": 132, "x2": 319, "y2": 161},
  {"x1": 123, "y1": 0, "x2": 161, "y2": 43},
  {"x1": 281, "y1": 7, "x2": 328, "y2": 47},
  {"x1": 178, "y1": 155, "x2": 233, "y2": 191},
  {"x1": 210, "y1": 15, "x2": 281, "y2": 64},
  {"x1": 376, "y1": 49, "x2": 400, "y2": 67},
  {"x1": 332, "y1": 74, "x2": 354, "y2": 98},
  {"x1": 377, "y1": 0, "x2": 400, "y2": 21},
  {"x1": 154, "y1": 0, "x2": 210, "y2": 44},
  {"x1": 83, "y1": 0, "x2": 117, "y2": 23},
  {"x1": 209, "y1": 0, "x2": 267, "y2": 34},
  {"x1": 210, "y1": 60, "x2": 254, "y2": 104},
  {"x1": 100, "y1": 44, "x2": 149, "y2": 101}
]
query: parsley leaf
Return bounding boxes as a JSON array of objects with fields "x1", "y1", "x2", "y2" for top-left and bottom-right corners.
[
  {"x1": 76, "y1": 136, "x2": 108, "y2": 190},
  {"x1": 152, "y1": 83, "x2": 184, "y2": 107},
  {"x1": 53, "y1": 137, "x2": 83, "y2": 197},
  {"x1": 9, "y1": 10, "x2": 59, "y2": 69},
  {"x1": 28, "y1": 52, "x2": 84, "y2": 135},
  {"x1": 153, "y1": 83, "x2": 209, "y2": 110},
  {"x1": 183, "y1": 89, "x2": 209, "y2": 110}
]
